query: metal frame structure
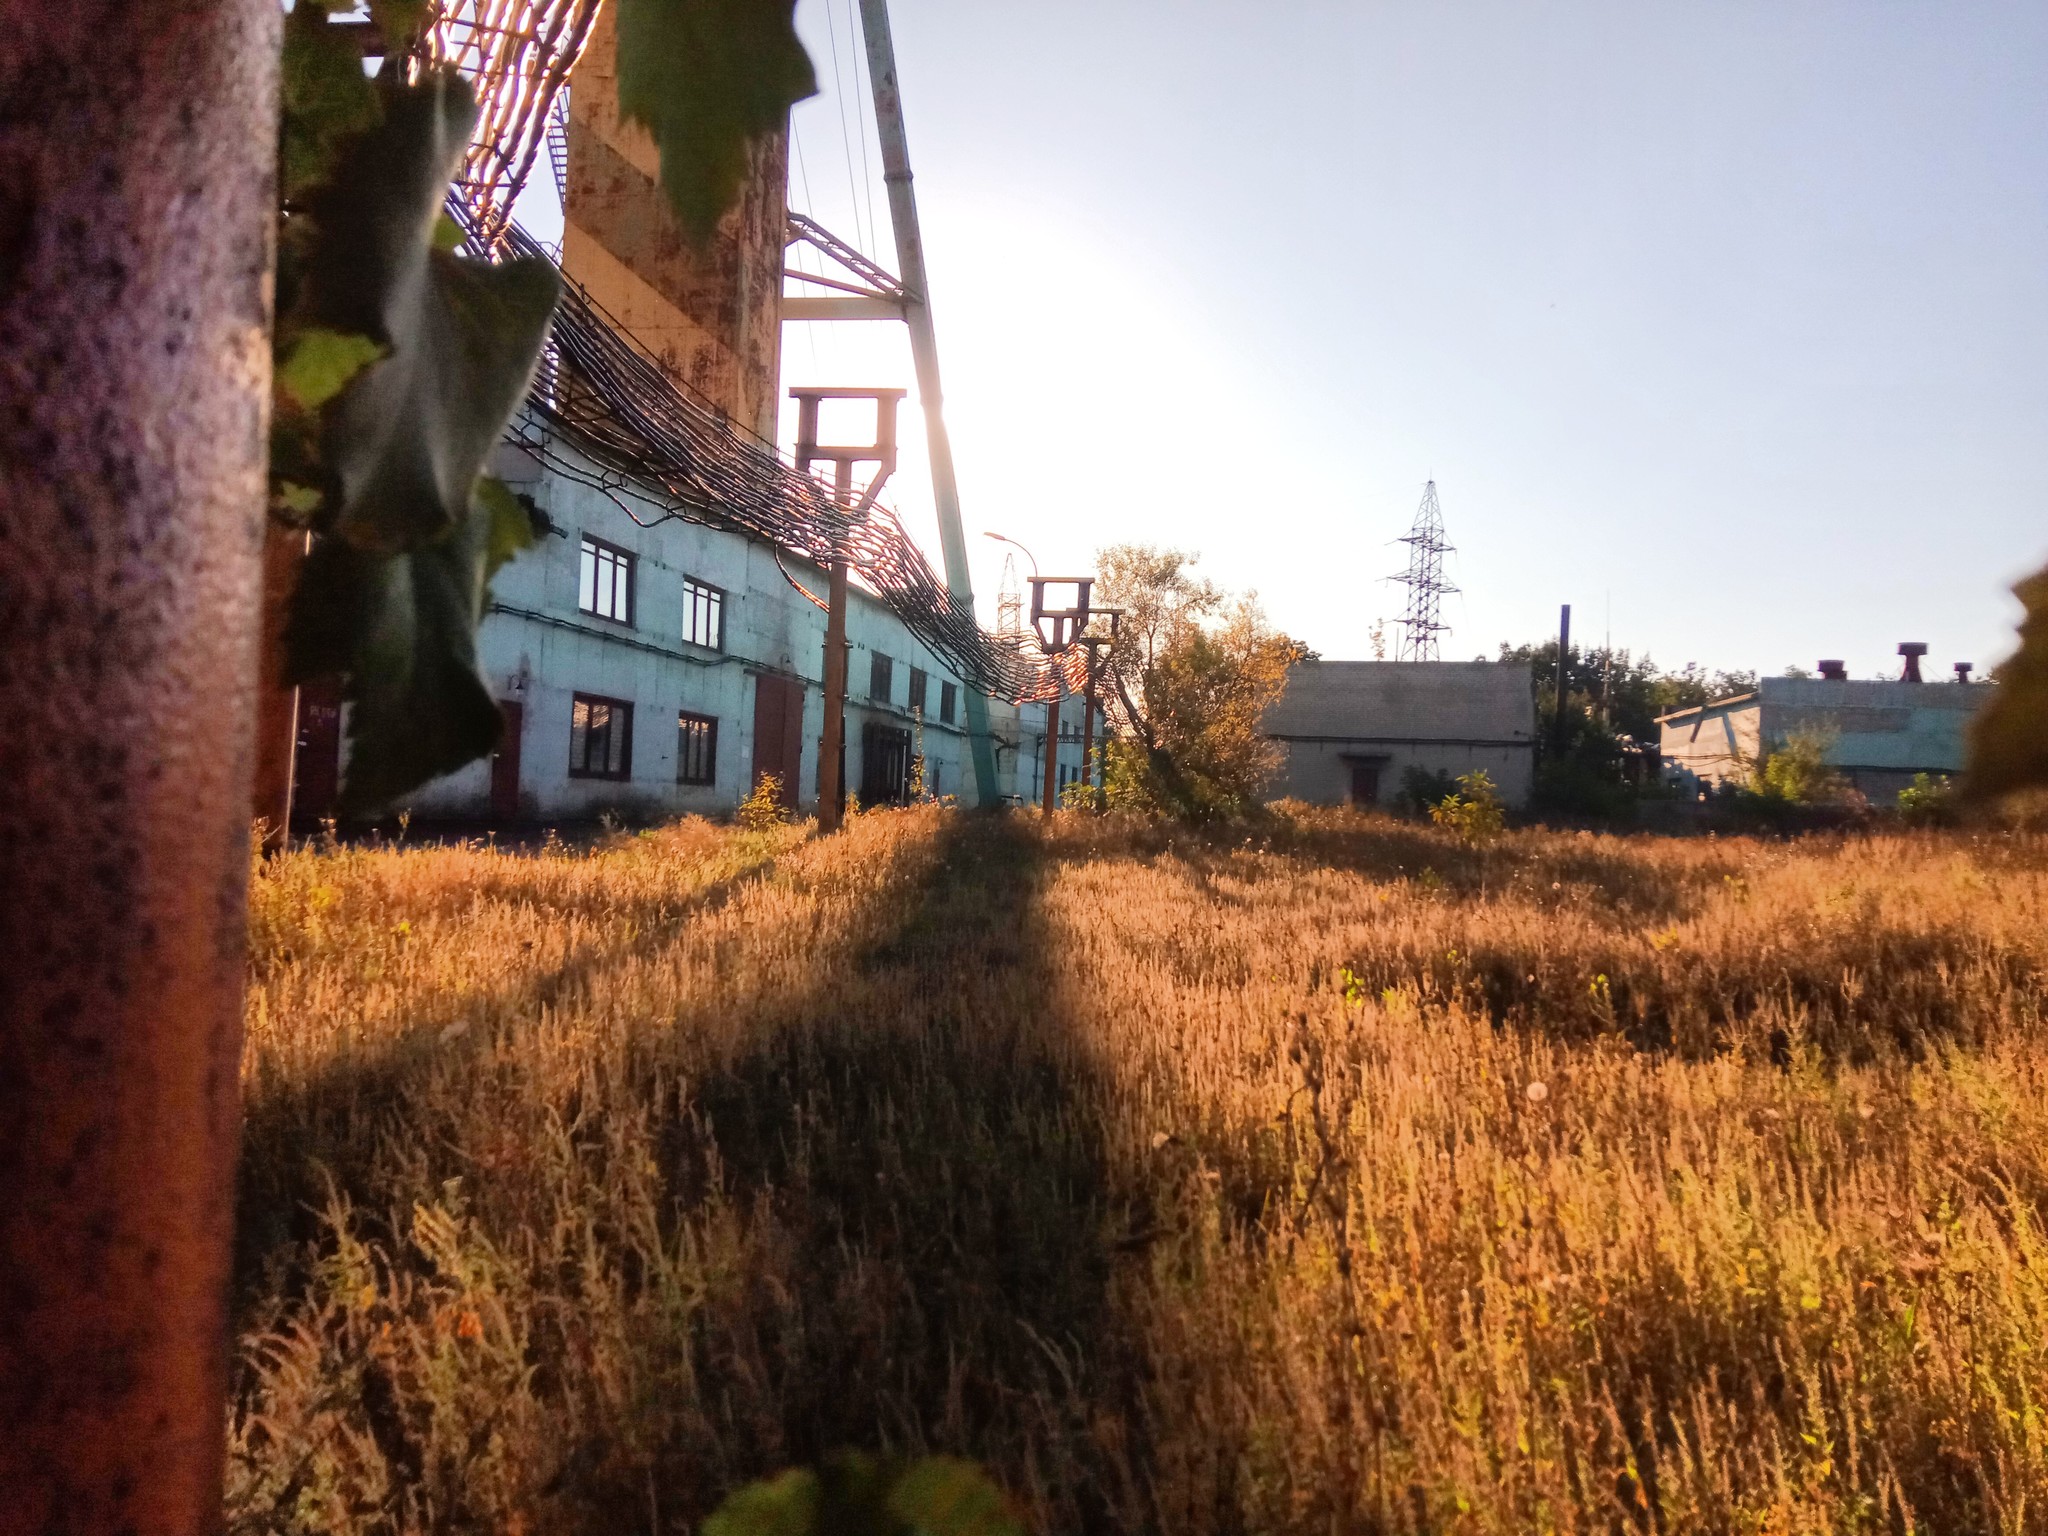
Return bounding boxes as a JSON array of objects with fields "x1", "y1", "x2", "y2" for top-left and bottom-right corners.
[
  {"x1": 422, "y1": 0, "x2": 606, "y2": 250},
  {"x1": 1392, "y1": 479, "x2": 1457, "y2": 662}
]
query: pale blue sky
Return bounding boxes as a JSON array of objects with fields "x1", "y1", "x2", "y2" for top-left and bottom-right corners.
[{"x1": 549, "y1": 3, "x2": 2048, "y2": 680}]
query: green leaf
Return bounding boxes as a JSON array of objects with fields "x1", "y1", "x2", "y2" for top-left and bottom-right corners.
[
  {"x1": 367, "y1": 0, "x2": 430, "y2": 53},
  {"x1": 280, "y1": 1, "x2": 381, "y2": 203},
  {"x1": 299, "y1": 69, "x2": 560, "y2": 553},
  {"x1": 286, "y1": 477, "x2": 539, "y2": 815},
  {"x1": 701, "y1": 1469, "x2": 823, "y2": 1536},
  {"x1": 700, "y1": 1455, "x2": 1023, "y2": 1536},
  {"x1": 276, "y1": 326, "x2": 386, "y2": 413},
  {"x1": 615, "y1": 0, "x2": 819, "y2": 244},
  {"x1": 1965, "y1": 562, "x2": 2048, "y2": 802},
  {"x1": 887, "y1": 1458, "x2": 1025, "y2": 1536}
]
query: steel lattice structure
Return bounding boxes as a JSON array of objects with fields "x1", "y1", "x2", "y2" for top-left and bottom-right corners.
[
  {"x1": 1391, "y1": 480, "x2": 1457, "y2": 662},
  {"x1": 424, "y1": 0, "x2": 605, "y2": 249}
]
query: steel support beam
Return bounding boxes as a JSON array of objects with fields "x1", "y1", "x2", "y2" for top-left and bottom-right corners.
[{"x1": 859, "y1": 0, "x2": 1000, "y2": 807}]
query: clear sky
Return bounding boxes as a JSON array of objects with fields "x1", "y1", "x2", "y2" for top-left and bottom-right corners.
[{"x1": 547, "y1": 2, "x2": 2048, "y2": 681}]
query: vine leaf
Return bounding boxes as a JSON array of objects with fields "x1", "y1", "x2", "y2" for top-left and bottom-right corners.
[
  {"x1": 297, "y1": 70, "x2": 560, "y2": 553},
  {"x1": 1965, "y1": 562, "x2": 2048, "y2": 802},
  {"x1": 701, "y1": 1454, "x2": 1023, "y2": 1536},
  {"x1": 886, "y1": 1457, "x2": 1024, "y2": 1536},
  {"x1": 281, "y1": 68, "x2": 560, "y2": 812},
  {"x1": 615, "y1": 0, "x2": 818, "y2": 244},
  {"x1": 279, "y1": 0, "x2": 382, "y2": 204},
  {"x1": 287, "y1": 477, "x2": 539, "y2": 817}
]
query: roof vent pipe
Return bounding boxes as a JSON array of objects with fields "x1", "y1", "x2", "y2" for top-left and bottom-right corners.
[
  {"x1": 1898, "y1": 642, "x2": 1928, "y2": 683},
  {"x1": 1818, "y1": 659, "x2": 1847, "y2": 680},
  {"x1": 1954, "y1": 661, "x2": 1974, "y2": 683}
]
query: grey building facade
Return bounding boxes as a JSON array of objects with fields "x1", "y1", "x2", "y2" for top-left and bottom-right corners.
[
  {"x1": 1658, "y1": 675, "x2": 1988, "y2": 800},
  {"x1": 1263, "y1": 660, "x2": 1537, "y2": 808}
]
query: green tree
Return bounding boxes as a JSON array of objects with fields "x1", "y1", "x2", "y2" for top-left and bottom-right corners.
[{"x1": 1094, "y1": 545, "x2": 1302, "y2": 819}]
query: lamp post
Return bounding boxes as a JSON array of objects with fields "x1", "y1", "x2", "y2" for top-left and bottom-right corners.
[{"x1": 982, "y1": 529, "x2": 1039, "y2": 578}]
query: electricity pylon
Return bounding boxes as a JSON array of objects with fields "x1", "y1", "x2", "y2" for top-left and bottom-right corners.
[{"x1": 1392, "y1": 480, "x2": 1457, "y2": 661}]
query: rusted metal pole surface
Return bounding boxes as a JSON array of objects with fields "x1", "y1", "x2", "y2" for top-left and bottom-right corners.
[{"x1": 0, "y1": 5, "x2": 277, "y2": 1533}]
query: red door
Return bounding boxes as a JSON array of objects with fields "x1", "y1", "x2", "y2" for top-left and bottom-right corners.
[
  {"x1": 490, "y1": 700, "x2": 523, "y2": 820},
  {"x1": 751, "y1": 673, "x2": 805, "y2": 809},
  {"x1": 293, "y1": 676, "x2": 343, "y2": 825}
]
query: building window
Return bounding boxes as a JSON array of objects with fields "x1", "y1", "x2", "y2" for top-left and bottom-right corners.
[
  {"x1": 676, "y1": 710, "x2": 717, "y2": 785},
  {"x1": 939, "y1": 681, "x2": 957, "y2": 725},
  {"x1": 682, "y1": 577, "x2": 724, "y2": 650},
  {"x1": 569, "y1": 693, "x2": 633, "y2": 780},
  {"x1": 869, "y1": 652, "x2": 893, "y2": 703},
  {"x1": 579, "y1": 536, "x2": 634, "y2": 625},
  {"x1": 908, "y1": 667, "x2": 928, "y2": 714}
]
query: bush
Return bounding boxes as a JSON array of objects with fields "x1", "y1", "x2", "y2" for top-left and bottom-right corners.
[
  {"x1": 1898, "y1": 772, "x2": 1955, "y2": 826},
  {"x1": 1398, "y1": 766, "x2": 1457, "y2": 817},
  {"x1": 1430, "y1": 770, "x2": 1506, "y2": 843},
  {"x1": 1749, "y1": 729, "x2": 1844, "y2": 806},
  {"x1": 737, "y1": 774, "x2": 789, "y2": 831}
]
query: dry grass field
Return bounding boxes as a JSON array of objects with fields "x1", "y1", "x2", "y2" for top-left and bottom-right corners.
[{"x1": 230, "y1": 807, "x2": 2048, "y2": 1535}]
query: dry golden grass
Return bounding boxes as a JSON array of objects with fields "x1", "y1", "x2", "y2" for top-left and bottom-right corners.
[{"x1": 232, "y1": 808, "x2": 2048, "y2": 1534}]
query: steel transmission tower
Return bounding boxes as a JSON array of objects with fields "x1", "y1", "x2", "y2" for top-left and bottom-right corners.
[{"x1": 1392, "y1": 481, "x2": 1457, "y2": 661}]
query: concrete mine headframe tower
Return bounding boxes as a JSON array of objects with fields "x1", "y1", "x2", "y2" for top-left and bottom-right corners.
[{"x1": 1392, "y1": 480, "x2": 1457, "y2": 662}]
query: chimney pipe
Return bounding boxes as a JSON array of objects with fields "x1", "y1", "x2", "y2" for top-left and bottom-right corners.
[
  {"x1": 1818, "y1": 659, "x2": 1847, "y2": 681},
  {"x1": 1954, "y1": 661, "x2": 1974, "y2": 684},
  {"x1": 1898, "y1": 642, "x2": 1928, "y2": 683}
]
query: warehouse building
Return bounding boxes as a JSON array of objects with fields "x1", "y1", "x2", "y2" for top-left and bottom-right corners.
[
  {"x1": 1658, "y1": 649, "x2": 1988, "y2": 800},
  {"x1": 1263, "y1": 660, "x2": 1537, "y2": 808}
]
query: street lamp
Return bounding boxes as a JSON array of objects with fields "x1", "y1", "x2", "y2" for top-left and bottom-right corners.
[{"x1": 982, "y1": 529, "x2": 1038, "y2": 578}]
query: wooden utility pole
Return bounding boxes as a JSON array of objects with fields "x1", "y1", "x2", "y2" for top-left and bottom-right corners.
[
  {"x1": 793, "y1": 388, "x2": 902, "y2": 833},
  {"x1": 819, "y1": 499, "x2": 851, "y2": 833},
  {"x1": 1554, "y1": 603, "x2": 1573, "y2": 755},
  {"x1": 1041, "y1": 684, "x2": 1062, "y2": 815},
  {"x1": 858, "y1": 0, "x2": 1000, "y2": 808},
  {"x1": 0, "y1": 4, "x2": 278, "y2": 1529}
]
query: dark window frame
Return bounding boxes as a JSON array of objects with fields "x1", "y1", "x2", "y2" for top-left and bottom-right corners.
[
  {"x1": 676, "y1": 709, "x2": 718, "y2": 786},
  {"x1": 939, "y1": 681, "x2": 957, "y2": 725},
  {"x1": 578, "y1": 535, "x2": 636, "y2": 627},
  {"x1": 569, "y1": 692, "x2": 635, "y2": 781},
  {"x1": 869, "y1": 651, "x2": 894, "y2": 703},
  {"x1": 681, "y1": 576, "x2": 725, "y2": 650},
  {"x1": 907, "y1": 667, "x2": 928, "y2": 715}
]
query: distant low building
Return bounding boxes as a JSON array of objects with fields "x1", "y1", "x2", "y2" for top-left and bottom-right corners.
[
  {"x1": 1263, "y1": 660, "x2": 1537, "y2": 808},
  {"x1": 1658, "y1": 653, "x2": 1988, "y2": 799}
]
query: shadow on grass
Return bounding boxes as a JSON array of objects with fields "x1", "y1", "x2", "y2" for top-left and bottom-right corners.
[
  {"x1": 234, "y1": 811, "x2": 1147, "y2": 1533},
  {"x1": 674, "y1": 814, "x2": 1136, "y2": 1530},
  {"x1": 234, "y1": 848, "x2": 788, "y2": 1303}
]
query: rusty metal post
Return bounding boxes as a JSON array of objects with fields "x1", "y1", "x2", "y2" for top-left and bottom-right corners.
[
  {"x1": 253, "y1": 525, "x2": 308, "y2": 852},
  {"x1": 0, "y1": 5, "x2": 278, "y2": 1532}
]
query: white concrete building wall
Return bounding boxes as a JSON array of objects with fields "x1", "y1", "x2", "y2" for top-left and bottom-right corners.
[{"x1": 398, "y1": 421, "x2": 1053, "y2": 821}]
